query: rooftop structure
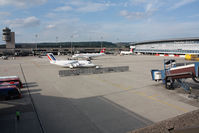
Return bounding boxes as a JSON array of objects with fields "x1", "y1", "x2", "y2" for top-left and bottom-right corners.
[
  {"x1": 2, "y1": 27, "x2": 15, "y2": 49},
  {"x1": 134, "y1": 37, "x2": 199, "y2": 55}
]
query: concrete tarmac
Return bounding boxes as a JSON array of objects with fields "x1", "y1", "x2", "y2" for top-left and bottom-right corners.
[{"x1": 0, "y1": 55, "x2": 198, "y2": 133}]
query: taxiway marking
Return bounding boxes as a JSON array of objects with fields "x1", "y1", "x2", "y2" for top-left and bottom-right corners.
[{"x1": 95, "y1": 76, "x2": 188, "y2": 113}]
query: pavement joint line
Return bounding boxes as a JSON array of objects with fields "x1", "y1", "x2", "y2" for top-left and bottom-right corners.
[
  {"x1": 94, "y1": 76, "x2": 189, "y2": 113},
  {"x1": 19, "y1": 64, "x2": 45, "y2": 133}
]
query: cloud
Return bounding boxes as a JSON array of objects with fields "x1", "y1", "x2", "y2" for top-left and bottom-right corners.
[
  {"x1": 46, "y1": 24, "x2": 56, "y2": 29},
  {"x1": 5, "y1": 16, "x2": 40, "y2": 28},
  {"x1": 96, "y1": 21, "x2": 199, "y2": 42},
  {"x1": 45, "y1": 13, "x2": 57, "y2": 18},
  {"x1": 120, "y1": 10, "x2": 146, "y2": 19},
  {"x1": 54, "y1": 6, "x2": 73, "y2": 11},
  {"x1": 120, "y1": 7, "x2": 156, "y2": 19},
  {"x1": 129, "y1": 0, "x2": 148, "y2": 5},
  {"x1": 170, "y1": 0, "x2": 196, "y2": 10},
  {"x1": 188, "y1": 14, "x2": 199, "y2": 18},
  {"x1": 55, "y1": 0, "x2": 113, "y2": 13},
  {"x1": 120, "y1": 0, "x2": 159, "y2": 19},
  {"x1": 124, "y1": 0, "x2": 154, "y2": 6},
  {"x1": 0, "y1": 12, "x2": 10, "y2": 18},
  {"x1": 146, "y1": 3, "x2": 154, "y2": 12},
  {"x1": 0, "y1": 0, "x2": 48, "y2": 7},
  {"x1": 76, "y1": 2, "x2": 110, "y2": 12},
  {"x1": 69, "y1": 1, "x2": 84, "y2": 6},
  {"x1": 6, "y1": 18, "x2": 199, "y2": 43},
  {"x1": 37, "y1": 18, "x2": 104, "y2": 42}
]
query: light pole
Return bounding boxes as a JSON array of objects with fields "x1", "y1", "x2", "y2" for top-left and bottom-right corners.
[
  {"x1": 70, "y1": 35, "x2": 73, "y2": 55},
  {"x1": 56, "y1": 36, "x2": 58, "y2": 44},
  {"x1": 35, "y1": 34, "x2": 38, "y2": 56},
  {"x1": 35, "y1": 34, "x2": 38, "y2": 50},
  {"x1": 116, "y1": 38, "x2": 119, "y2": 42},
  {"x1": 56, "y1": 36, "x2": 61, "y2": 55},
  {"x1": 56, "y1": 36, "x2": 59, "y2": 48},
  {"x1": 100, "y1": 36, "x2": 103, "y2": 49},
  {"x1": 89, "y1": 36, "x2": 92, "y2": 46}
]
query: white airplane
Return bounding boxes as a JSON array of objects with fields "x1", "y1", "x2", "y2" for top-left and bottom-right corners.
[
  {"x1": 72, "y1": 48, "x2": 106, "y2": 60},
  {"x1": 47, "y1": 53, "x2": 96, "y2": 68},
  {"x1": 120, "y1": 48, "x2": 133, "y2": 55},
  {"x1": 1, "y1": 56, "x2": 8, "y2": 60}
]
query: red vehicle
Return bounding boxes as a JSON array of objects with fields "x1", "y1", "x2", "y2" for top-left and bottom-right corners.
[{"x1": 0, "y1": 76, "x2": 23, "y2": 88}]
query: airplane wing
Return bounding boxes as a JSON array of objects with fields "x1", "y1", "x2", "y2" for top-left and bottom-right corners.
[
  {"x1": 56, "y1": 60, "x2": 78, "y2": 68},
  {"x1": 79, "y1": 54, "x2": 92, "y2": 58}
]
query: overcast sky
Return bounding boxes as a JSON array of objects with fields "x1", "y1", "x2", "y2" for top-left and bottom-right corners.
[{"x1": 0, "y1": 0, "x2": 199, "y2": 44}]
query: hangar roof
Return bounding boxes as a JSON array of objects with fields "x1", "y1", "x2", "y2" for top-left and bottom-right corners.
[{"x1": 135, "y1": 37, "x2": 199, "y2": 45}]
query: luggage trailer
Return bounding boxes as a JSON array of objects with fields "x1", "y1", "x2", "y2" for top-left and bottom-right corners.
[
  {"x1": 151, "y1": 59, "x2": 199, "y2": 93},
  {"x1": 0, "y1": 76, "x2": 23, "y2": 88}
]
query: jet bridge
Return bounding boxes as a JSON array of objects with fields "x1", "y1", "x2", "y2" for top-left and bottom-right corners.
[{"x1": 151, "y1": 59, "x2": 199, "y2": 93}]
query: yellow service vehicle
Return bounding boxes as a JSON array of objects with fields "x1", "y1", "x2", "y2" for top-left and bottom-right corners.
[{"x1": 185, "y1": 54, "x2": 199, "y2": 61}]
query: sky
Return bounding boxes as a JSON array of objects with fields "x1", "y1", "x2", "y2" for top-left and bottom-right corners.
[{"x1": 0, "y1": 0, "x2": 199, "y2": 44}]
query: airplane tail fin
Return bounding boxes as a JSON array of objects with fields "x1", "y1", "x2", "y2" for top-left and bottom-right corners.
[
  {"x1": 100, "y1": 48, "x2": 106, "y2": 53},
  {"x1": 47, "y1": 53, "x2": 56, "y2": 62}
]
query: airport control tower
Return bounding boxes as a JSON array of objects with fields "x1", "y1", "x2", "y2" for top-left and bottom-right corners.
[{"x1": 2, "y1": 27, "x2": 15, "y2": 49}]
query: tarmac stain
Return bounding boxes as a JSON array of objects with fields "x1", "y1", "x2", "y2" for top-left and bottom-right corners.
[{"x1": 32, "y1": 62, "x2": 40, "y2": 68}]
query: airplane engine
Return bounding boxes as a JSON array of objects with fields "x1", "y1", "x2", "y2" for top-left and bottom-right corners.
[
  {"x1": 69, "y1": 65, "x2": 73, "y2": 69},
  {"x1": 73, "y1": 63, "x2": 79, "y2": 67},
  {"x1": 87, "y1": 61, "x2": 92, "y2": 64}
]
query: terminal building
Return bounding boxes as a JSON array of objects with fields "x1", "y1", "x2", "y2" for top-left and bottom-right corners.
[{"x1": 134, "y1": 38, "x2": 199, "y2": 55}]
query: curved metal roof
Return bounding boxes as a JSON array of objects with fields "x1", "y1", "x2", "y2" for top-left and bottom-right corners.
[{"x1": 135, "y1": 37, "x2": 199, "y2": 45}]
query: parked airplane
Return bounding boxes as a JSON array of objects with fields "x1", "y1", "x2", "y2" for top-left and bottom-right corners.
[
  {"x1": 47, "y1": 53, "x2": 96, "y2": 68},
  {"x1": 120, "y1": 48, "x2": 133, "y2": 55},
  {"x1": 72, "y1": 48, "x2": 106, "y2": 60},
  {"x1": 1, "y1": 56, "x2": 8, "y2": 60}
]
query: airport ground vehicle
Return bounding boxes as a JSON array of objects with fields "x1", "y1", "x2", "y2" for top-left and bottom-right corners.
[
  {"x1": 0, "y1": 81, "x2": 21, "y2": 88},
  {"x1": 151, "y1": 59, "x2": 199, "y2": 93},
  {"x1": 0, "y1": 76, "x2": 23, "y2": 88},
  {"x1": 185, "y1": 54, "x2": 199, "y2": 61},
  {"x1": 0, "y1": 85, "x2": 21, "y2": 100}
]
